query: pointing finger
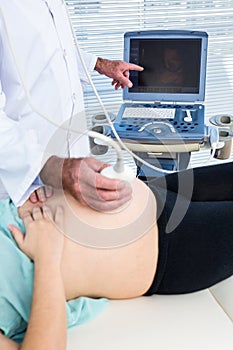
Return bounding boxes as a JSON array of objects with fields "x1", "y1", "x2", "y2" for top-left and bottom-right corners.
[{"x1": 127, "y1": 63, "x2": 144, "y2": 71}]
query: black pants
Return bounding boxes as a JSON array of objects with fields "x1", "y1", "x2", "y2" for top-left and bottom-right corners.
[{"x1": 145, "y1": 162, "x2": 233, "y2": 295}]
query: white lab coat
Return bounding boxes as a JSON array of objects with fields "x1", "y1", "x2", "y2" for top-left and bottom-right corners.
[{"x1": 0, "y1": 0, "x2": 97, "y2": 206}]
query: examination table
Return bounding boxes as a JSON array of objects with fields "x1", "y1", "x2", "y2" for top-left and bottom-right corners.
[{"x1": 67, "y1": 275, "x2": 233, "y2": 350}]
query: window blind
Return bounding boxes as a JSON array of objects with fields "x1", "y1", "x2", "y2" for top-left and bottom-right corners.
[{"x1": 65, "y1": 0, "x2": 233, "y2": 165}]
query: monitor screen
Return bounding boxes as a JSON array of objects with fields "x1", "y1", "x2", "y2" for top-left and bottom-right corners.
[{"x1": 130, "y1": 38, "x2": 201, "y2": 94}]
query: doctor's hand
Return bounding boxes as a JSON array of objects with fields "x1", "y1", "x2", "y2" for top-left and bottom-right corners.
[
  {"x1": 40, "y1": 156, "x2": 132, "y2": 212},
  {"x1": 95, "y1": 58, "x2": 144, "y2": 90},
  {"x1": 62, "y1": 157, "x2": 132, "y2": 211}
]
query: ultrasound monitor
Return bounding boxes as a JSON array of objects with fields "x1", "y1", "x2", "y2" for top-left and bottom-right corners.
[{"x1": 123, "y1": 30, "x2": 208, "y2": 103}]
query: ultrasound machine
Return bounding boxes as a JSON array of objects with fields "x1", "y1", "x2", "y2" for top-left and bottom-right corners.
[{"x1": 112, "y1": 30, "x2": 212, "y2": 178}]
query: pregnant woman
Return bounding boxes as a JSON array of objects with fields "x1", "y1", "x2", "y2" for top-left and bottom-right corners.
[{"x1": 0, "y1": 162, "x2": 232, "y2": 350}]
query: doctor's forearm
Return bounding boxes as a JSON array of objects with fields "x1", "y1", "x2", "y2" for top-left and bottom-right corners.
[
  {"x1": 40, "y1": 156, "x2": 64, "y2": 189},
  {"x1": 40, "y1": 156, "x2": 82, "y2": 192}
]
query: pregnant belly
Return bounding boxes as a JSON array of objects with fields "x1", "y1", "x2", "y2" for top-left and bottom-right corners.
[
  {"x1": 61, "y1": 222, "x2": 158, "y2": 300},
  {"x1": 19, "y1": 180, "x2": 159, "y2": 300}
]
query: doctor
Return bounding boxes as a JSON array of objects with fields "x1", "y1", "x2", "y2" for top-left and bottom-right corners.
[{"x1": 0, "y1": 0, "x2": 143, "y2": 211}]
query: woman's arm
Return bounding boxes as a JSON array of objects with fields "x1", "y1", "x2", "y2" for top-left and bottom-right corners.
[
  {"x1": 0, "y1": 332, "x2": 20, "y2": 350},
  {"x1": 22, "y1": 256, "x2": 66, "y2": 350},
  {"x1": 0, "y1": 205, "x2": 66, "y2": 350}
]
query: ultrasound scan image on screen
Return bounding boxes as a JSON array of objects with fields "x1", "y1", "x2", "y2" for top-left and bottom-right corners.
[{"x1": 129, "y1": 38, "x2": 202, "y2": 95}]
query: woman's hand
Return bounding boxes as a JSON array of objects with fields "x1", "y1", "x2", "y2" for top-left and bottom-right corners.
[
  {"x1": 29, "y1": 186, "x2": 53, "y2": 203},
  {"x1": 8, "y1": 205, "x2": 64, "y2": 265},
  {"x1": 8, "y1": 206, "x2": 66, "y2": 350}
]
